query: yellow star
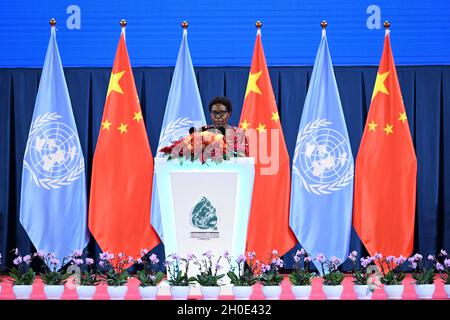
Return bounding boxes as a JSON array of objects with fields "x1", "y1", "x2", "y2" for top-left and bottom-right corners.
[
  {"x1": 398, "y1": 112, "x2": 407, "y2": 123},
  {"x1": 368, "y1": 120, "x2": 378, "y2": 132},
  {"x1": 101, "y1": 119, "x2": 112, "y2": 130},
  {"x1": 256, "y1": 123, "x2": 266, "y2": 133},
  {"x1": 245, "y1": 71, "x2": 263, "y2": 99},
  {"x1": 383, "y1": 123, "x2": 393, "y2": 135},
  {"x1": 371, "y1": 71, "x2": 390, "y2": 101},
  {"x1": 271, "y1": 112, "x2": 280, "y2": 123},
  {"x1": 133, "y1": 111, "x2": 143, "y2": 122},
  {"x1": 240, "y1": 120, "x2": 250, "y2": 130},
  {"x1": 107, "y1": 71, "x2": 125, "y2": 97},
  {"x1": 118, "y1": 122, "x2": 128, "y2": 134}
]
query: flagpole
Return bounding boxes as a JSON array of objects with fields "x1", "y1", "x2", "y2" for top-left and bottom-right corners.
[
  {"x1": 384, "y1": 20, "x2": 390, "y2": 36},
  {"x1": 321, "y1": 20, "x2": 327, "y2": 37},
  {"x1": 255, "y1": 20, "x2": 262, "y2": 36},
  {"x1": 181, "y1": 20, "x2": 188, "y2": 35},
  {"x1": 120, "y1": 19, "x2": 127, "y2": 40}
]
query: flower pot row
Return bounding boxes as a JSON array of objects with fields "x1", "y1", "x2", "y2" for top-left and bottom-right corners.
[
  {"x1": 4, "y1": 283, "x2": 450, "y2": 300},
  {"x1": 171, "y1": 283, "x2": 450, "y2": 300},
  {"x1": 161, "y1": 283, "x2": 450, "y2": 300},
  {"x1": 8, "y1": 284, "x2": 150, "y2": 300},
  {"x1": 294, "y1": 283, "x2": 450, "y2": 300}
]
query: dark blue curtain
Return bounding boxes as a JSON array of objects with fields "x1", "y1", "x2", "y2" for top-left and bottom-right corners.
[{"x1": 1, "y1": 66, "x2": 449, "y2": 271}]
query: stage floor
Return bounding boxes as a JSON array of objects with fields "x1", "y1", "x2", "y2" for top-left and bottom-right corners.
[{"x1": 0, "y1": 274, "x2": 447, "y2": 300}]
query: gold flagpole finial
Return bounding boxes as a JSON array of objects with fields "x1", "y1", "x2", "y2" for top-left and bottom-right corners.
[
  {"x1": 49, "y1": 18, "x2": 56, "y2": 27},
  {"x1": 181, "y1": 21, "x2": 188, "y2": 29},
  {"x1": 384, "y1": 21, "x2": 391, "y2": 29},
  {"x1": 120, "y1": 19, "x2": 127, "y2": 28},
  {"x1": 321, "y1": 20, "x2": 328, "y2": 29},
  {"x1": 256, "y1": 21, "x2": 262, "y2": 29}
]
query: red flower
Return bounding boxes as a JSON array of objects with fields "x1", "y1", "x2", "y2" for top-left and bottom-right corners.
[{"x1": 159, "y1": 130, "x2": 248, "y2": 163}]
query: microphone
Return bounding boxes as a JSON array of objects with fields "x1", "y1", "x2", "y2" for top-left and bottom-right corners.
[{"x1": 189, "y1": 126, "x2": 210, "y2": 134}]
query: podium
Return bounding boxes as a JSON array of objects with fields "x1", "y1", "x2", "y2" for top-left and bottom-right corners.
[{"x1": 154, "y1": 157, "x2": 255, "y2": 279}]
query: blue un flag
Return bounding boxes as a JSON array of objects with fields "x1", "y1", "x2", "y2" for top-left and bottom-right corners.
[
  {"x1": 289, "y1": 31, "x2": 354, "y2": 273},
  {"x1": 20, "y1": 26, "x2": 88, "y2": 263},
  {"x1": 151, "y1": 27, "x2": 206, "y2": 241}
]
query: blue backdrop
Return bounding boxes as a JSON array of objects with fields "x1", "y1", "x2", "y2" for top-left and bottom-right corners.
[
  {"x1": 1, "y1": 0, "x2": 450, "y2": 67},
  {"x1": 1, "y1": 66, "x2": 449, "y2": 271}
]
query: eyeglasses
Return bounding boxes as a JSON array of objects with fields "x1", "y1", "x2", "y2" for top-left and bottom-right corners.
[{"x1": 211, "y1": 110, "x2": 228, "y2": 117}]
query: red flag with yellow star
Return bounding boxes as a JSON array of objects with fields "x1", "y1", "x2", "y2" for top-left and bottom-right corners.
[
  {"x1": 353, "y1": 31, "x2": 417, "y2": 258},
  {"x1": 89, "y1": 31, "x2": 160, "y2": 257},
  {"x1": 240, "y1": 29, "x2": 297, "y2": 258}
]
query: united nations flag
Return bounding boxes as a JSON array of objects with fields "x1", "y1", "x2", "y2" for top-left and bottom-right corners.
[
  {"x1": 151, "y1": 23, "x2": 206, "y2": 242},
  {"x1": 19, "y1": 22, "x2": 88, "y2": 265},
  {"x1": 289, "y1": 26, "x2": 354, "y2": 273}
]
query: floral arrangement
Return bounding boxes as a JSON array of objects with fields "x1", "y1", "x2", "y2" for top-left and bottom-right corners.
[
  {"x1": 349, "y1": 251, "x2": 376, "y2": 289},
  {"x1": 8, "y1": 249, "x2": 35, "y2": 285},
  {"x1": 316, "y1": 254, "x2": 345, "y2": 286},
  {"x1": 408, "y1": 253, "x2": 436, "y2": 285},
  {"x1": 259, "y1": 250, "x2": 284, "y2": 286},
  {"x1": 98, "y1": 252, "x2": 133, "y2": 287},
  {"x1": 225, "y1": 251, "x2": 259, "y2": 287},
  {"x1": 193, "y1": 250, "x2": 225, "y2": 286},
  {"x1": 374, "y1": 253, "x2": 407, "y2": 286},
  {"x1": 135, "y1": 249, "x2": 165, "y2": 287},
  {"x1": 159, "y1": 130, "x2": 248, "y2": 164},
  {"x1": 35, "y1": 250, "x2": 71, "y2": 285},
  {"x1": 69, "y1": 250, "x2": 99, "y2": 286},
  {"x1": 165, "y1": 253, "x2": 196, "y2": 286},
  {"x1": 288, "y1": 249, "x2": 315, "y2": 286}
]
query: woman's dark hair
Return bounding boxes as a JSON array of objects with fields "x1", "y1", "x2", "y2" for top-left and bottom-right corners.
[{"x1": 208, "y1": 96, "x2": 232, "y2": 113}]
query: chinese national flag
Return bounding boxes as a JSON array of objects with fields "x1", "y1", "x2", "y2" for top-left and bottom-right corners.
[
  {"x1": 240, "y1": 31, "x2": 297, "y2": 258},
  {"x1": 89, "y1": 32, "x2": 160, "y2": 257},
  {"x1": 353, "y1": 31, "x2": 417, "y2": 258}
]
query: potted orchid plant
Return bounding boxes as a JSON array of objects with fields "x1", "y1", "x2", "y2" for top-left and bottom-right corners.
[
  {"x1": 194, "y1": 250, "x2": 226, "y2": 300},
  {"x1": 349, "y1": 251, "x2": 376, "y2": 299},
  {"x1": 135, "y1": 249, "x2": 165, "y2": 300},
  {"x1": 98, "y1": 252, "x2": 133, "y2": 300},
  {"x1": 374, "y1": 253, "x2": 406, "y2": 299},
  {"x1": 225, "y1": 251, "x2": 259, "y2": 300},
  {"x1": 35, "y1": 251, "x2": 71, "y2": 299},
  {"x1": 69, "y1": 250, "x2": 100, "y2": 300},
  {"x1": 408, "y1": 253, "x2": 436, "y2": 299},
  {"x1": 288, "y1": 249, "x2": 315, "y2": 300},
  {"x1": 436, "y1": 249, "x2": 450, "y2": 298},
  {"x1": 316, "y1": 254, "x2": 345, "y2": 300},
  {"x1": 258, "y1": 250, "x2": 284, "y2": 300},
  {"x1": 8, "y1": 249, "x2": 35, "y2": 299},
  {"x1": 165, "y1": 253, "x2": 196, "y2": 300}
]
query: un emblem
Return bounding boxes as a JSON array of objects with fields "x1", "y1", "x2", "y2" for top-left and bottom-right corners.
[
  {"x1": 191, "y1": 197, "x2": 218, "y2": 230},
  {"x1": 23, "y1": 112, "x2": 84, "y2": 190},
  {"x1": 293, "y1": 119, "x2": 353, "y2": 195}
]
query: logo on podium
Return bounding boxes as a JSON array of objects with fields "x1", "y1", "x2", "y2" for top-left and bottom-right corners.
[{"x1": 190, "y1": 196, "x2": 219, "y2": 240}]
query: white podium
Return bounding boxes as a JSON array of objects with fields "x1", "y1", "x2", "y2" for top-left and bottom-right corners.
[
  {"x1": 154, "y1": 157, "x2": 254, "y2": 263},
  {"x1": 154, "y1": 157, "x2": 254, "y2": 297}
]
